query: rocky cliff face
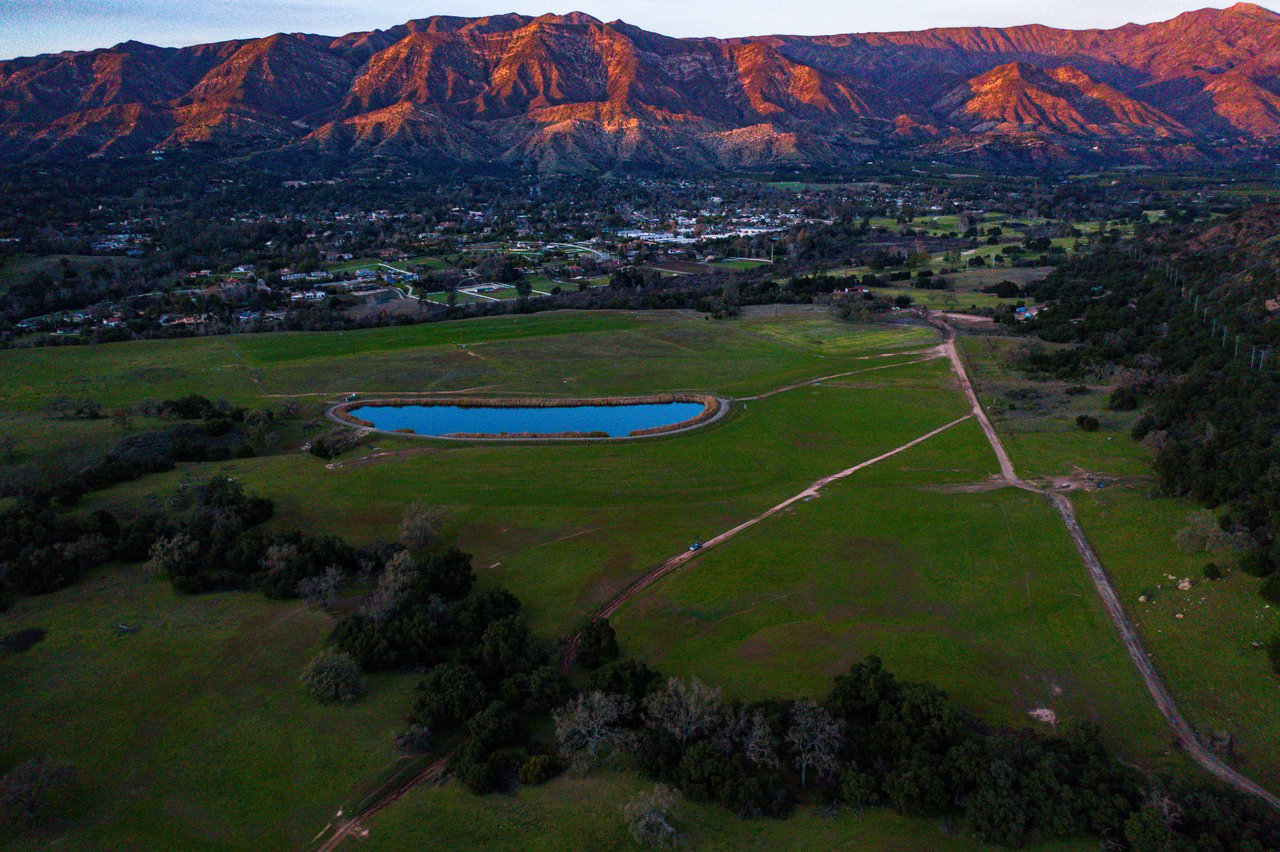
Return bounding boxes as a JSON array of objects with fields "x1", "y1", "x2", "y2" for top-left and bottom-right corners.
[{"x1": 3, "y1": 4, "x2": 1279, "y2": 169}]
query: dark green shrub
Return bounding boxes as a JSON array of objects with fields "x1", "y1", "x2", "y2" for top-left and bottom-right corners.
[
  {"x1": 1108, "y1": 386, "x2": 1139, "y2": 411},
  {"x1": 1, "y1": 627, "x2": 46, "y2": 653},
  {"x1": 577, "y1": 616, "x2": 620, "y2": 669},
  {"x1": 517, "y1": 754, "x2": 564, "y2": 786},
  {"x1": 1240, "y1": 548, "x2": 1277, "y2": 577},
  {"x1": 1260, "y1": 574, "x2": 1280, "y2": 605},
  {"x1": 300, "y1": 649, "x2": 367, "y2": 703},
  {"x1": 392, "y1": 725, "x2": 432, "y2": 754}
]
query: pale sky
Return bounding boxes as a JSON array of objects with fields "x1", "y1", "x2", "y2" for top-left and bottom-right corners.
[{"x1": 0, "y1": 1, "x2": 1261, "y2": 61}]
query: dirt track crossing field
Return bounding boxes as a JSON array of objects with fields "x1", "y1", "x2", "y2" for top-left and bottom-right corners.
[
  {"x1": 318, "y1": 314, "x2": 1276, "y2": 846},
  {"x1": 560, "y1": 411, "x2": 973, "y2": 673},
  {"x1": 565, "y1": 313, "x2": 1280, "y2": 811},
  {"x1": 932, "y1": 314, "x2": 1280, "y2": 811}
]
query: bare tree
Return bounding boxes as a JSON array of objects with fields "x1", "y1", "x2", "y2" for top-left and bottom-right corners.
[
  {"x1": 399, "y1": 502, "x2": 446, "y2": 551},
  {"x1": 744, "y1": 710, "x2": 781, "y2": 770},
  {"x1": 710, "y1": 705, "x2": 750, "y2": 756},
  {"x1": 553, "y1": 691, "x2": 634, "y2": 768},
  {"x1": 364, "y1": 549, "x2": 416, "y2": 623},
  {"x1": 297, "y1": 565, "x2": 343, "y2": 608},
  {"x1": 710, "y1": 706, "x2": 780, "y2": 768},
  {"x1": 643, "y1": 677, "x2": 721, "y2": 747},
  {"x1": 621, "y1": 784, "x2": 680, "y2": 849},
  {"x1": 786, "y1": 698, "x2": 843, "y2": 787}
]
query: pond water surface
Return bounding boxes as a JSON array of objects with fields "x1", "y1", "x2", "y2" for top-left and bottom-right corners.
[{"x1": 351, "y1": 401, "x2": 708, "y2": 438}]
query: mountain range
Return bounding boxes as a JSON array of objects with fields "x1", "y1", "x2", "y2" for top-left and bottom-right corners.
[{"x1": 3, "y1": 4, "x2": 1280, "y2": 170}]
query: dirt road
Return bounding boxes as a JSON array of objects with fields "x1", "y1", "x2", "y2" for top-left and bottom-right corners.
[
  {"x1": 934, "y1": 314, "x2": 1280, "y2": 811},
  {"x1": 561, "y1": 411, "x2": 973, "y2": 671},
  {"x1": 309, "y1": 756, "x2": 449, "y2": 852},
  {"x1": 1046, "y1": 492, "x2": 1280, "y2": 809}
]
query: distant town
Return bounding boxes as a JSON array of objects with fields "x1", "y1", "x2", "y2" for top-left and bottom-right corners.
[{"x1": 0, "y1": 156, "x2": 1254, "y2": 346}]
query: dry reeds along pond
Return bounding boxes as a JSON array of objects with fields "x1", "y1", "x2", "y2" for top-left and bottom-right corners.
[{"x1": 338, "y1": 394, "x2": 720, "y2": 438}]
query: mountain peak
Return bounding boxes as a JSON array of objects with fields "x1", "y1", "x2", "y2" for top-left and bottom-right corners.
[
  {"x1": 3, "y1": 6, "x2": 1279, "y2": 170},
  {"x1": 1225, "y1": 2, "x2": 1280, "y2": 16},
  {"x1": 532, "y1": 12, "x2": 603, "y2": 26}
]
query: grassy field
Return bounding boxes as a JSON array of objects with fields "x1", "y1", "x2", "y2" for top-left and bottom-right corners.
[
  {"x1": 1, "y1": 310, "x2": 976, "y2": 848},
  {"x1": 2, "y1": 308, "x2": 1275, "y2": 848},
  {"x1": 957, "y1": 333, "x2": 1280, "y2": 791},
  {"x1": 609, "y1": 420, "x2": 1176, "y2": 767},
  {"x1": 714, "y1": 259, "x2": 772, "y2": 270},
  {"x1": 1074, "y1": 489, "x2": 1280, "y2": 791},
  {"x1": 0, "y1": 564, "x2": 415, "y2": 850},
  {"x1": 81, "y1": 359, "x2": 962, "y2": 637}
]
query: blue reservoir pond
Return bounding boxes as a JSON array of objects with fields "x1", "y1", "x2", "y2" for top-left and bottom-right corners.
[{"x1": 351, "y1": 401, "x2": 708, "y2": 438}]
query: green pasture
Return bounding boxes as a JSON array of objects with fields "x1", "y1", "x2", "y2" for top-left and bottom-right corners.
[
  {"x1": 956, "y1": 333, "x2": 1280, "y2": 790},
  {"x1": 0, "y1": 564, "x2": 412, "y2": 850},
  {"x1": 407, "y1": 256, "x2": 454, "y2": 270},
  {"x1": 85, "y1": 360, "x2": 967, "y2": 638},
  {"x1": 610, "y1": 421, "x2": 1176, "y2": 767},
  {"x1": 419, "y1": 289, "x2": 488, "y2": 305},
  {"x1": 735, "y1": 316, "x2": 934, "y2": 355},
  {"x1": 324, "y1": 257, "x2": 387, "y2": 273},
  {"x1": 0, "y1": 312, "x2": 936, "y2": 419},
  {"x1": 0, "y1": 312, "x2": 646, "y2": 410},
  {"x1": 4, "y1": 308, "x2": 1278, "y2": 848},
  {"x1": 943, "y1": 266, "x2": 1052, "y2": 291},
  {"x1": 1072, "y1": 488, "x2": 1280, "y2": 791},
  {"x1": 958, "y1": 336, "x2": 1153, "y2": 481},
  {"x1": 870, "y1": 287, "x2": 1019, "y2": 310},
  {"x1": 714, "y1": 259, "x2": 772, "y2": 270}
]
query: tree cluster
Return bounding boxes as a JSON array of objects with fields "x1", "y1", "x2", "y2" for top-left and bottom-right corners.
[
  {"x1": 554, "y1": 650, "x2": 1280, "y2": 849},
  {"x1": 1014, "y1": 222, "x2": 1280, "y2": 607}
]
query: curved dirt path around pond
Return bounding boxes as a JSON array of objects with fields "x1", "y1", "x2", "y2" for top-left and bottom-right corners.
[{"x1": 932, "y1": 313, "x2": 1280, "y2": 811}]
